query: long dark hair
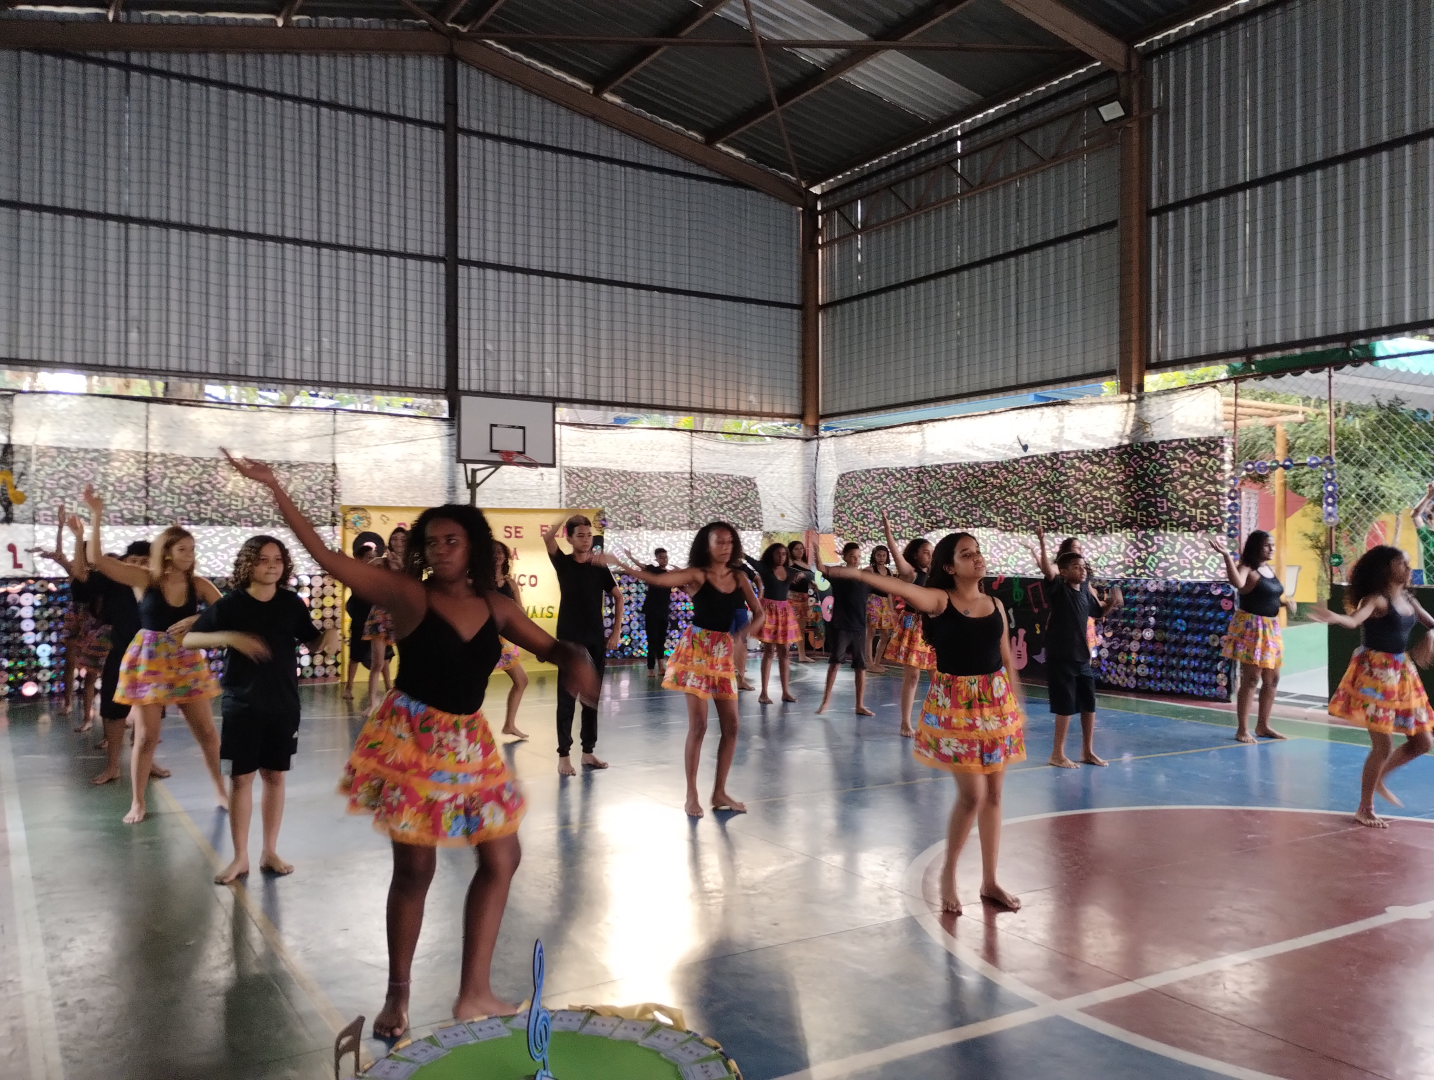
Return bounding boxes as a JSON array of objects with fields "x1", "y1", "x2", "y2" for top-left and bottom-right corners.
[
  {"x1": 403, "y1": 505, "x2": 497, "y2": 591},
  {"x1": 231, "y1": 534, "x2": 294, "y2": 590},
  {"x1": 493, "y1": 539, "x2": 511, "y2": 579},
  {"x1": 760, "y1": 542, "x2": 788, "y2": 568},
  {"x1": 923, "y1": 531, "x2": 977, "y2": 639},
  {"x1": 787, "y1": 539, "x2": 807, "y2": 565},
  {"x1": 901, "y1": 537, "x2": 931, "y2": 567},
  {"x1": 1240, "y1": 529, "x2": 1270, "y2": 570},
  {"x1": 688, "y1": 521, "x2": 743, "y2": 569},
  {"x1": 869, "y1": 544, "x2": 891, "y2": 572},
  {"x1": 1345, "y1": 544, "x2": 1407, "y2": 613},
  {"x1": 1057, "y1": 536, "x2": 1079, "y2": 556}
]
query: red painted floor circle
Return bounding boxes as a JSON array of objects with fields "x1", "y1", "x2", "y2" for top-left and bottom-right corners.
[{"x1": 917, "y1": 807, "x2": 1434, "y2": 1080}]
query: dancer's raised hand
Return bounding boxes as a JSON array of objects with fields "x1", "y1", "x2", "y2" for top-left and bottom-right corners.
[
  {"x1": 81, "y1": 484, "x2": 103, "y2": 515},
  {"x1": 552, "y1": 640, "x2": 600, "y2": 708},
  {"x1": 1207, "y1": 534, "x2": 1230, "y2": 555},
  {"x1": 222, "y1": 448, "x2": 278, "y2": 487}
]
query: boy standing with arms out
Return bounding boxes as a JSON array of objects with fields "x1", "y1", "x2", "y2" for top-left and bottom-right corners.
[
  {"x1": 813, "y1": 542, "x2": 874, "y2": 717},
  {"x1": 644, "y1": 547, "x2": 672, "y2": 674},
  {"x1": 1043, "y1": 548, "x2": 1121, "y2": 768},
  {"x1": 545, "y1": 514, "x2": 623, "y2": 775}
]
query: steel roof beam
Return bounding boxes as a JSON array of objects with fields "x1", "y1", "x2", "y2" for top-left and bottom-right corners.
[
  {"x1": 999, "y1": 0, "x2": 1131, "y2": 71},
  {"x1": 592, "y1": 0, "x2": 729, "y2": 98}
]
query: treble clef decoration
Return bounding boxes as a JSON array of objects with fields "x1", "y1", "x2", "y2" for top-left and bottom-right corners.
[
  {"x1": 0, "y1": 470, "x2": 25, "y2": 506},
  {"x1": 527, "y1": 939, "x2": 555, "y2": 1080},
  {"x1": 1011, "y1": 578, "x2": 1025, "y2": 604}
]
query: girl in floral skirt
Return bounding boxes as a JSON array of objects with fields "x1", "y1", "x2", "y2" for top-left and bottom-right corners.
[
  {"x1": 491, "y1": 540, "x2": 530, "y2": 740},
  {"x1": 1210, "y1": 530, "x2": 1295, "y2": 743},
  {"x1": 1311, "y1": 545, "x2": 1434, "y2": 828},
  {"x1": 745, "y1": 542, "x2": 804, "y2": 704},
  {"x1": 865, "y1": 545, "x2": 897, "y2": 672},
  {"x1": 882, "y1": 511, "x2": 935, "y2": 738},
  {"x1": 813, "y1": 528, "x2": 1025, "y2": 915},
  {"x1": 222, "y1": 450, "x2": 598, "y2": 1039},
  {"x1": 362, "y1": 526, "x2": 409, "y2": 712},
  {"x1": 618, "y1": 522, "x2": 763, "y2": 818}
]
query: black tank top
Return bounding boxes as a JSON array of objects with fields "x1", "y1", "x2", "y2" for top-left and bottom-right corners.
[
  {"x1": 139, "y1": 580, "x2": 198, "y2": 632},
  {"x1": 1239, "y1": 569, "x2": 1284, "y2": 617},
  {"x1": 924, "y1": 600, "x2": 1004, "y2": 677},
  {"x1": 746, "y1": 557, "x2": 791, "y2": 602},
  {"x1": 394, "y1": 607, "x2": 502, "y2": 714},
  {"x1": 497, "y1": 580, "x2": 515, "y2": 601},
  {"x1": 691, "y1": 580, "x2": 746, "y2": 632},
  {"x1": 1364, "y1": 603, "x2": 1418, "y2": 655},
  {"x1": 913, "y1": 570, "x2": 928, "y2": 587}
]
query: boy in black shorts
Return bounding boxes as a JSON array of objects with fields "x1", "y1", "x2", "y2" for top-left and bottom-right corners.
[
  {"x1": 814, "y1": 542, "x2": 873, "y2": 716},
  {"x1": 187, "y1": 535, "x2": 337, "y2": 884},
  {"x1": 1045, "y1": 550, "x2": 1121, "y2": 768}
]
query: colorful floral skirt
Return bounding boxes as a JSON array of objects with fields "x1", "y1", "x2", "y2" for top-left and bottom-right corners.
[
  {"x1": 496, "y1": 640, "x2": 522, "y2": 672},
  {"x1": 363, "y1": 605, "x2": 395, "y2": 641},
  {"x1": 1329, "y1": 647, "x2": 1433, "y2": 736},
  {"x1": 756, "y1": 598, "x2": 801, "y2": 645},
  {"x1": 1222, "y1": 610, "x2": 1283, "y2": 669},
  {"x1": 867, "y1": 593, "x2": 896, "y2": 632},
  {"x1": 914, "y1": 669, "x2": 1026, "y2": 774},
  {"x1": 115, "y1": 630, "x2": 220, "y2": 706},
  {"x1": 662, "y1": 627, "x2": 738, "y2": 700},
  {"x1": 887, "y1": 610, "x2": 936, "y2": 671},
  {"x1": 340, "y1": 689, "x2": 525, "y2": 847},
  {"x1": 71, "y1": 611, "x2": 112, "y2": 671},
  {"x1": 1087, "y1": 617, "x2": 1099, "y2": 652}
]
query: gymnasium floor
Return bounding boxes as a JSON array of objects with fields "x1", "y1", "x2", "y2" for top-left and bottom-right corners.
[{"x1": 1, "y1": 658, "x2": 1430, "y2": 1080}]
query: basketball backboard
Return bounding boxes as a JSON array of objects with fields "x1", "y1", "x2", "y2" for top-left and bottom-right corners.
[{"x1": 457, "y1": 395, "x2": 556, "y2": 467}]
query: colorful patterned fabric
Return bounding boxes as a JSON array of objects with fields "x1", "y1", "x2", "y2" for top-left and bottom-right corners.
[
  {"x1": 340, "y1": 688, "x2": 525, "y2": 847},
  {"x1": 887, "y1": 610, "x2": 936, "y2": 671},
  {"x1": 363, "y1": 605, "x2": 394, "y2": 641},
  {"x1": 755, "y1": 598, "x2": 800, "y2": 645},
  {"x1": 662, "y1": 627, "x2": 738, "y2": 700},
  {"x1": 496, "y1": 640, "x2": 521, "y2": 672},
  {"x1": 1329, "y1": 647, "x2": 1433, "y2": 736},
  {"x1": 1221, "y1": 609, "x2": 1283, "y2": 669},
  {"x1": 1086, "y1": 617, "x2": 1099, "y2": 652},
  {"x1": 71, "y1": 610, "x2": 112, "y2": 671},
  {"x1": 867, "y1": 592, "x2": 896, "y2": 631},
  {"x1": 115, "y1": 629, "x2": 220, "y2": 706},
  {"x1": 914, "y1": 669, "x2": 1026, "y2": 774}
]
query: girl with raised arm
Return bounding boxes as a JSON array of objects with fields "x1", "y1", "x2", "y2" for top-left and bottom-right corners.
[
  {"x1": 810, "y1": 528, "x2": 1025, "y2": 915},
  {"x1": 492, "y1": 540, "x2": 530, "y2": 740},
  {"x1": 83, "y1": 487, "x2": 228, "y2": 823},
  {"x1": 362, "y1": 526, "x2": 409, "y2": 712},
  {"x1": 745, "y1": 542, "x2": 802, "y2": 704},
  {"x1": 1209, "y1": 530, "x2": 1295, "y2": 743},
  {"x1": 1311, "y1": 545, "x2": 1434, "y2": 828},
  {"x1": 865, "y1": 545, "x2": 897, "y2": 673},
  {"x1": 221, "y1": 450, "x2": 599, "y2": 1038},
  {"x1": 787, "y1": 539, "x2": 816, "y2": 662},
  {"x1": 882, "y1": 512, "x2": 936, "y2": 738},
  {"x1": 618, "y1": 522, "x2": 763, "y2": 818}
]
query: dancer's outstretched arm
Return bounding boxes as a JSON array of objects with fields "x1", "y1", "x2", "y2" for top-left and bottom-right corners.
[
  {"x1": 1309, "y1": 594, "x2": 1386, "y2": 630},
  {"x1": 1030, "y1": 527, "x2": 1055, "y2": 580},
  {"x1": 614, "y1": 555, "x2": 705, "y2": 591},
  {"x1": 1207, "y1": 536, "x2": 1254, "y2": 591},
  {"x1": 67, "y1": 516, "x2": 89, "y2": 582},
  {"x1": 882, "y1": 512, "x2": 917, "y2": 583},
  {"x1": 487, "y1": 592, "x2": 600, "y2": 704},
  {"x1": 83, "y1": 487, "x2": 149, "y2": 588}
]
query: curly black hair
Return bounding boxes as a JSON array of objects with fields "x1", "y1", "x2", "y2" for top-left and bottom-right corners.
[
  {"x1": 1240, "y1": 529, "x2": 1271, "y2": 570},
  {"x1": 688, "y1": 521, "x2": 743, "y2": 569},
  {"x1": 759, "y1": 542, "x2": 788, "y2": 568},
  {"x1": 1345, "y1": 544, "x2": 1408, "y2": 613},
  {"x1": 231, "y1": 534, "x2": 295, "y2": 590},
  {"x1": 403, "y1": 504, "x2": 498, "y2": 591}
]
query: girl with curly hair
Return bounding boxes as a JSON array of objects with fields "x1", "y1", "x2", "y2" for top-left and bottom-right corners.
[
  {"x1": 745, "y1": 542, "x2": 803, "y2": 704},
  {"x1": 362, "y1": 526, "x2": 409, "y2": 713},
  {"x1": 491, "y1": 540, "x2": 530, "y2": 740},
  {"x1": 1312, "y1": 544, "x2": 1434, "y2": 827},
  {"x1": 222, "y1": 449, "x2": 598, "y2": 1039}
]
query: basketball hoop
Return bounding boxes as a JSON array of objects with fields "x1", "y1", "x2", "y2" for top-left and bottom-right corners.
[{"x1": 497, "y1": 450, "x2": 541, "y2": 469}]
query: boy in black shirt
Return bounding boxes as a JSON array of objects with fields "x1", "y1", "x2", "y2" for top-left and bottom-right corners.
[
  {"x1": 1043, "y1": 549, "x2": 1121, "y2": 768},
  {"x1": 814, "y1": 542, "x2": 874, "y2": 716},
  {"x1": 186, "y1": 535, "x2": 337, "y2": 884},
  {"x1": 644, "y1": 548, "x2": 672, "y2": 674},
  {"x1": 545, "y1": 514, "x2": 623, "y2": 775}
]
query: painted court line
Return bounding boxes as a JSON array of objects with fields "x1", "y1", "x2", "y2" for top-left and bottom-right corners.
[
  {"x1": 773, "y1": 806, "x2": 1433, "y2": 1080},
  {"x1": 0, "y1": 720, "x2": 64, "y2": 1080}
]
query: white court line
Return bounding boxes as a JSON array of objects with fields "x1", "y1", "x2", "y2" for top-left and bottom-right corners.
[
  {"x1": 772, "y1": 806, "x2": 1434, "y2": 1080},
  {"x1": 0, "y1": 719, "x2": 64, "y2": 1080}
]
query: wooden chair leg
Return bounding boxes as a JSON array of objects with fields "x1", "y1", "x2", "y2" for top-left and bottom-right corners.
[{"x1": 335, "y1": 1015, "x2": 365, "y2": 1079}]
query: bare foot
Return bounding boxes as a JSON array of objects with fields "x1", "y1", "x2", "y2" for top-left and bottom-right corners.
[
  {"x1": 867, "y1": 664, "x2": 887, "y2": 675},
  {"x1": 685, "y1": 798, "x2": 704, "y2": 818},
  {"x1": 1081, "y1": 753, "x2": 1108, "y2": 767},
  {"x1": 1254, "y1": 726, "x2": 1287, "y2": 741},
  {"x1": 581, "y1": 753, "x2": 608, "y2": 770},
  {"x1": 758, "y1": 695, "x2": 773, "y2": 705},
  {"x1": 980, "y1": 884, "x2": 1022, "y2": 911},
  {"x1": 815, "y1": 700, "x2": 831, "y2": 715},
  {"x1": 95, "y1": 737, "x2": 107, "y2": 750},
  {"x1": 1049, "y1": 754, "x2": 1078, "y2": 769},
  {"x1": 214, "y1": 856, "x2": 250, "y2": 885},
  {"x1": 712, "y1": 794, "x2": 746, "y2": 813},
  {"x1": 899, "y1": 724, "x2": 915, "y2": 738},
  {"x1": 855, "y1": 706, "x2": 874, "y2": 716},
  {"x1": 453, "y1": 992, "x2": 517, "y2": 1022},
  {"x1": 501, "y1": 722, "x2": 529, "y2": 740},
  {"x1": 558, "y1": 756, "x2": 576, "y2": 777},
  {"x1": 149, "y1": 764, "x2": 171, "y2": 779},
  {"x1": 373, "y1": 986, "x2": 410, "y2": 1039},
  {"x1": 214, "y1": 791, "x2": 230, "y2": 812},
  {"x1": 782, "y1": 693, "x2": 798, "y2": 703},
  {"x1": 1376, "y1": 781, "x2": 1404, "y2": 808},
  {"x1": 738, "y1": 681, "x2": 756, "y2": 692},
  {"x1": 123, "y1": 802, "x2": 146, "y2": 825},
  {"x1": 940, "y1": 889, "x2": 962, "y2": 915},
  {"x1": 1354, "y1": 808, "x2": 1389, "y2": 829},
  {"x1": 1235, "y1": 731, "x2": 1256, "y2": 745},
  {"x1": 260, "y1": 852, "x2": 294, "y2": 875},
  {"x1": 73, "y1": 719, "x2": 92, "y2": 733},
  {"x1": 91, "y1": 767, "x2": 120, "y2": 785}
]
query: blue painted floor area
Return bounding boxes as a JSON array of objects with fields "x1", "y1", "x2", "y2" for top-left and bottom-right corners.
[{"x1": 1, "y1": 656, "x2": 1429, "y2": 1080}]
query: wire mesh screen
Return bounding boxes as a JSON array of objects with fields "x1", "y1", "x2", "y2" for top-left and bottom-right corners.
[{"x1": 1151, "y1": 0, "x2": 1434, "y2": 365}]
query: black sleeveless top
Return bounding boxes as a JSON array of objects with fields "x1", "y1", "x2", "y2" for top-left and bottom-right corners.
[
  {"x1": 139, "y1": 580, "x2": 198, "y2": 632},
  {"x1": 924, "y1": 600, "x2": 1005, "y2": 677},
  {"x1": 497, "y1": 580, "x2": 515, "y2": 601},
  {"x1": 691, "y1": 580, "x2": 746, "y2": 633},
  {"x1": 913, "y1": 570, "x2": 928, "y2": 587},
  {"x1": 1364, "y1": 603, "x2": 1418, "y2": 655},
  {"x1": 1239, "y1": 569, "x2": 1284, "y2": 617},
  {"x1": 394, "y1": 608, "x2": 502, "y2": 714},
  {"x1": 745, "y1": 556, "x2": 791, "y2": 602}
]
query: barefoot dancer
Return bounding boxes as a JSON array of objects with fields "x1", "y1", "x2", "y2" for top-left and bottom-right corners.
[
  {"x1": 618, "y1": 522, "x2": 763, "y2": 818},
  {"x1": 1042, "y1": 549, "x2": 1121, "y2": 767},
  {"x1": 1311, "y1": 545, "x2": 1434, "y2": 828},
  {"x1": 812, "y1": 542, "x2": 874, "y2": 716},
  {"x1": 746, "y1": 543, "x2": 801, "y2": 704},
  {"x1": 814, "y1": 529, "x2": 1025, "y2": 914},
  {"x1": 882, "y1": 512, "x2": 935, "y2": 738},
  {"x1": 224, "y1": 450, "x2": 596, "y2": 1036},
  {"x1": 185, "y1": 536, "x2": 339, "y2": 884},
  {"x1": 787, "y1": 540, "x2": 816, "y2": 663},
  {"x1": 343, "y1": 535, "x2": 381, "y2": 700},
  {"x1": 1210, "y1": 530, "x2": 1294, "y2": 743},
  {"x1": 545, "y1": 514, "x2": 622, "y2": 775},
  {"x1": 36, "y1": 511, "x2": 107, "y2": 730},
  {"x1": 492, "y1": 541, "x2": 530, "y2": 740},
  {"x1": 86, "y1": 534, "x2": 151, "y2": 786},
  {"x1": 84, "y1": 488, "x2": 228, "y2": 822},
  {"x1": 362, "y1": 527, "x2": 409, "y2": 713},
  {"x1": 865, "y1": 545, "x2": 896, "y2": 673}
]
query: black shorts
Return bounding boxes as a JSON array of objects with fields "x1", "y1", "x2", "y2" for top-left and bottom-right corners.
[
  {"x1": 1048, "y1": 662, "x2": 1096, "y2": 716},
  {"x1": 98, "y1": 646, "x2": 130, "y2": 722},
  {"x1": 826, "y1": 626, "x2": 867, "y2": 671},
  {"x1": 220, "y1": 713, "x2": 298, "y2": 776}
]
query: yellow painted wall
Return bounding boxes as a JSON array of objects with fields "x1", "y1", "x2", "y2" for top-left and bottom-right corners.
[{"x1": 1278, "y1": 505, "x2": 1423, "y2": 602}]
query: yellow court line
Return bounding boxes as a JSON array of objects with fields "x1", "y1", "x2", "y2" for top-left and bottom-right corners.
[{"x1": 152, "y1": 781, "x2": 355, "y2": 1042}]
